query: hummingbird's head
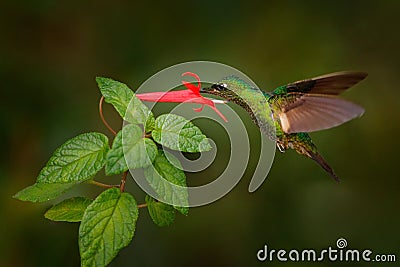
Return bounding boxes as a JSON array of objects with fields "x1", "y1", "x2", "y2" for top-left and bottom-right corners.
[
  {"x1": 201, "y1": 76, "x2": 261, "y2": 109},
  {"x1": 200, "y1": 82, "x2": 236, "y2": 101},
  {"x1": 201, "y1": 82, "x2": 227, "y2": 93},
  {"x1": 201, "y1": 76, "x2": 266, "y2": 126}
]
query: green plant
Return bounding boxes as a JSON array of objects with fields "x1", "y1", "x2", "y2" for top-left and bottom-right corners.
[{"x1": 14, "y1": 77, "x2": 212, "y2": 267}]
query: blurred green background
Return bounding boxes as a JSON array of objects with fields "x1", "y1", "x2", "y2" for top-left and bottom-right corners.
[{"x1": 1, "y1": 1, "x2": 399, "y2": 266}]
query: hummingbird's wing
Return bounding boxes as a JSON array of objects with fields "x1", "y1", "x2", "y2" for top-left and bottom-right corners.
[
  {"x1": 270, "y1": 71, "x2": 367, "y2": 134},
  {"x1": 284, "y1": 71, "x2": 368, "y2": 95}
]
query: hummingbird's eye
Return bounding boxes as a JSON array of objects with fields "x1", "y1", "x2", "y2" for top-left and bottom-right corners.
[{"x1": 211, "y1": 83, "x2": 227, "y2": 91}]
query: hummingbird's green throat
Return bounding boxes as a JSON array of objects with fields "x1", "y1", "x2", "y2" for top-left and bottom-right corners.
[{"x1": 201, "y1": 71, "x2": 368, "y2": 181}]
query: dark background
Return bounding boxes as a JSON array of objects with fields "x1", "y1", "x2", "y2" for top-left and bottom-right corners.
[{"x1": 1, "y1": 1, "x2": 399, "y2": 266}]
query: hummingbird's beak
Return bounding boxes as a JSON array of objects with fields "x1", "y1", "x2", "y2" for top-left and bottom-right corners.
[{"x1": 210, "y1": 99, "x2": 229, "y2": 104}]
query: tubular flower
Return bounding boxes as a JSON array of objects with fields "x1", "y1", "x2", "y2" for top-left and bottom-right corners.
[{"x1": 136, "y1": 72, "x2": 227, "y2": 122}]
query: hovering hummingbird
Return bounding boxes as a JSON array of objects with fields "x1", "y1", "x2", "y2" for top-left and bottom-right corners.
[{"x1": 201, "y1": 71, "x2": 368, "y2": 181}]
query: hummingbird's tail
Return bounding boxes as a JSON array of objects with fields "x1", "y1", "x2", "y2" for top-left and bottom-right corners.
[
  {"x1": 282, "y1": 133, "x2": 340, "y2": 182},
  {"x1": 307, "y1": 150, "x2": 340, "y2": 182}
]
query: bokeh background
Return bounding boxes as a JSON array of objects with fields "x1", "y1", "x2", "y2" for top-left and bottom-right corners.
[{"x1": 1, "y1": 1, "x2": 399, "y2": 266}]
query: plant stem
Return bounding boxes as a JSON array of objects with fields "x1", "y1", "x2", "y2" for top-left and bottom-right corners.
[
  {"x1": 99, "y1": 97, "x2": 130, "y2": 193},
  {"x1": 137, "y1": 203, "x2": 148, "y2": 208},
  {"x1": 99, "y1": 96, "x2": 117, "y2": 136},
  {"x1": 87, "y1": 180, "x2": 119, "y2": 188},
  {"x1": 120, "y1": 171, "x2": 128, "y2": 193}
]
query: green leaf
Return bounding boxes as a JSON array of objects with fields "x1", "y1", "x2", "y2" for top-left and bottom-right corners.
[
  {"x1": 152, "y1": 114, "x2": 211, "y2": 152},
  {"x1": 79, "y1": 188, "x2": 138, "y2": 267},
  {"x1": 37, "y1": 132, "x2": 109, "y2": 184},
  {"x1": 45, "y1": 197, "x2": 93, "y2": 222},
  {"x1": 13, "y1": 182, "x2": 77, "y2": 203},
  {"x1": 144, "y1": 150, "x2": 188, "y2": 215},
  {"x1": 105, "y1": 124, "x2": 157, "y2": 175},
  {"x1": 144, "y1": 115, "x2": 155, "y2": 133},
  {"x1": 145, "y1": 195, "x2": 175, "y2": 227},
  {"x1": 96, "y1": 77, "x2": 155, "y2": 131}
]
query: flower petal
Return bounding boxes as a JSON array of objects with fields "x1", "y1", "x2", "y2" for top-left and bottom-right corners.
[
  {"x1": 193, "y1": 105, "x2": 205, "y2": 112},
  {"x1": 135, "y1": 72, "x2": 228, "y2": 122},
  {"x1": 136, "y1": 91, "x2": 197, "y2": 102},
  {"x1": 181, "y1": 72, "x2": 201, "y2": 94}
]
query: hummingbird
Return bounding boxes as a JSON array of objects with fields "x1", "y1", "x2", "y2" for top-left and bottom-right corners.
[{"x1": 200, "y1": 71, "x2": 368, "y2": 181}]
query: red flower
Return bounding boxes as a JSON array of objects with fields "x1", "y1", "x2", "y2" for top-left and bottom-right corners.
[{"x1": 136, "y1": 72, "x2": 227, "y2": 122}]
